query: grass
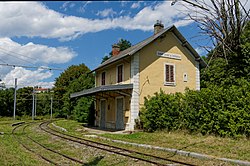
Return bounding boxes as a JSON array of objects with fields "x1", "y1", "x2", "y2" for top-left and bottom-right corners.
[
  {"x1": 1, "y1": 117, "x2": 249, "y2": 165},
  {"x1": 100, "y1": 131, "x2": 250, "y2": 161},
  {"x1": 53, "y1": 119, "x2": 250, "y2": 162},
  {"x1": 0, "y1": 120, "x2": 48, "y2": 166}
]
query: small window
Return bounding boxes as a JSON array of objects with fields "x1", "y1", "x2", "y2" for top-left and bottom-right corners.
[
  {"x1": 183, "y1": 73, "x2": 188, "y2": 82},
  {"x1": 165, "y1": 63, "x2": 175, "y2": 85},
  {"x1": 117, "y1": 64, "x2": 123, "y2": 83},
  {"x1": 101, "y1": 72, "x2": 105, "y2": 85}
]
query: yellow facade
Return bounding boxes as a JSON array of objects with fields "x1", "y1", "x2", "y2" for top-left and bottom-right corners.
[
  {"x1": 95, "y1": 57, "x2": 131, "y2": 87},
  {"x1": 92, "y1": 29, "x2": 200, "y2": 130},
  {"x1": 94, "y1": 92, "x2": 131, "y2": 129},
  {"x1": 138, "y1": 32, "x2": 197, "y2": 105}
]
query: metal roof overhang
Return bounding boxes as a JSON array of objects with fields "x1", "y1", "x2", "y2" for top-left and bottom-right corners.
[{"x1": 70, "y1": 84, "x2": 133, "y2": 98}]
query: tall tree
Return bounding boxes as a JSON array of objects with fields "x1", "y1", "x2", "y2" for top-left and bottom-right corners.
[
  {"x1": 0, "y1": 88, "x2": 14, "y2": 116},
  {"x1": 53, "y1": 63, "x2": 94, "y2": 118},
  {"x1": 101, "y1": 39, "x2": 132, "y2": 63},
  {"x1": 178, "y1": 0, "x2": 249, "y2": 81},
  {"x1": 180, "y1": 0, "x2": 249, "y2": 62}
]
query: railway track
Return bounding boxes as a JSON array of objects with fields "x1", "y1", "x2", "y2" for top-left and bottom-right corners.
[
  {"x1": 41, "y1": 120, "x2": 196, "y2": 166},
  {"x1": 12, "y1": 122, "x2": 58, "y2": 165},
  {"x1": 12, "y1": 122, "x2": 84, "y2": 165}
]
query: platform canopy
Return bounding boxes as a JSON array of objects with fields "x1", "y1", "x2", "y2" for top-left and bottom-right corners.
[{"x1": 70, "y1": 84, "x2": 133, "y2": 98}]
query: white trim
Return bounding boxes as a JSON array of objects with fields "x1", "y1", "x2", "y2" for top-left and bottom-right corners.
[
  {"x1": 128, "y1": 53, "x2": 140, "y2": 131},
  {"x1": 116, "y1": 64, "x2": 124, "y2": 84},
  {"x1": 157, "y1": 51, "x2": 181, "y2": 60},
  {"x1": 164, "y1": 63, "x2": 176, "y2": 86},
  {"x1": 195, "y1": 61, "x2": 200, "y2": 90}
]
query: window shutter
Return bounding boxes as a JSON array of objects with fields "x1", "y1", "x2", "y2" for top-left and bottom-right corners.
[
  {"x1": 101, "y1": 72, "x2": 105, "y2": 85},
  {"x1": 165, "y1": 64, "x2": 175, "y2": 84},
  {"x1": 117, "y1": 65, "x2": 123, "y2": 83},
  {"x1": 170, "y1": 65, "x2": 174, "y2": 82},
  {"x1": 166, "y1": 65, "x2": 170, "y2": 82}
]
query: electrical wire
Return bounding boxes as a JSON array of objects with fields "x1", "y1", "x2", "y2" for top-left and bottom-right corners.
[
  {"x1": 0, "y1": 47, "x2": 64, "y2": 71},
  {"x1": 0, "y1": 63, "x2": 63, "y2": 71}
]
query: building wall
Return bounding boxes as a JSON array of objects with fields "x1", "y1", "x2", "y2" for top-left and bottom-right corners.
[
  {"x1": 139, "y1": 31, "x2": 197, "y2": 105},
  {"x1": 95, "y1": 93, "x2": 131, "y2": 129},
  {"x1": 95, "y1": 57, "x2": 131, "y2": 87}
]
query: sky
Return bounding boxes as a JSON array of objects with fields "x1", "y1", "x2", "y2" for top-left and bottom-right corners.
[{"x1": 0, "y1": 1, "x2": 249, "y2": 89}]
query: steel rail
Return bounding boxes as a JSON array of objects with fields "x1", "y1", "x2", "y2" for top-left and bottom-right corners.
[
  {"x1": 11, "y1": 122, "x2": 58, "y2": 165},
  {"x1": 41, "y1": 121, "x2": 196, "y2": 166},
  {"x1": 22, "y1": 124, "x2": 84, "y2": 165}
]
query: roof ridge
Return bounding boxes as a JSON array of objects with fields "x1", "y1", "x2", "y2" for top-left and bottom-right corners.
[{"x1": 93, "y1": 26, "x2": 173, "y2": 71}]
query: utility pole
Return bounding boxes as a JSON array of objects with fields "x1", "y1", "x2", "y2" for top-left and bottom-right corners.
[
  {"x1": 34, "y1": 93, "x2": 37, "y2": 117},
  {"x1": 32, "y1": 88, "x2": 35, "y2": 120},
  {"x1": 13, "y1": 78, "x2": 17, "y2": 120},
  {"x1": 50, "y1": 95, "x2": 53, "y2": 119}
]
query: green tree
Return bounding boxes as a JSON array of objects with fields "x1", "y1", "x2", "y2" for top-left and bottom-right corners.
[
  {"x1": 101, "y1": 39, "x2": 132, "y2": 63},
  {"x1": 35, "y1": 92, "x2": 52, "y2": 116},
  {"x1": 201, "y1": 21, "x2": 250, "y2": 87},
  {"x1": 16, "y1": 87, "x2": 33, "y2": 116},
  {"x1": 0, "y1": 88, "x2": 14, "y2": 116},
  {"x1": 53, "y1": 63, "x2": 94, "y2": 120}
]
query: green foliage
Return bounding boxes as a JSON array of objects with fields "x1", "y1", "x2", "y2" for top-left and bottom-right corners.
[
  {"x1": 73, "y1": 97, "x2": 95, "y2": 125},
  {"x1": 140, "y1": 79, "x2": 250, "y2": 137},
  {"x1": 102, "y1": 39, "x2": 132, "y2": 63},
  {"x1": 53, "y1": 63, "x2": 95, "y2": 124},
  {"x1": 0, "y1": 88, "x2": 14, "y2": 116},
  {"x1": 117, "y1": 39, "x2": 132, "y2": 52},
  {"x1": 16, "y1": 87, "x2": 33, "y2": 116},
  {"x1": 140, "y1": 90, "x2": 183, "y2": 132}
]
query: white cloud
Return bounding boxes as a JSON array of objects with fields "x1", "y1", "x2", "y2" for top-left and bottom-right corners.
[
  {"x1": 131, "y1": 2, "x2": 141, "y2": 9},
  {"x1": 0, "y1": 38, "x2": 76, "y2": 64},
  {"x1": 96, "y1": 8, "x2": 117, "y2": 18},
  {"x1": 0, "y1": 37, "x2": 76, "y2": 88},
  {"x1": 60, "y1": 1, "x2": 76, "y2": 11},
  {"x1": 77, "y1": 1, "x2": 92, "y2": 13},
  {"x1": 195, "y1": 47, "x2": 205, "y2": 56},
  {"x1": 3, "y1": 67, "x2": 54, "y2": 88},
  {"x1": 1, "y1": 1, "x2": 248, "y2": 42},
  {"x1": 0, "y1": 1, "x2": 193, "y2": 41}
]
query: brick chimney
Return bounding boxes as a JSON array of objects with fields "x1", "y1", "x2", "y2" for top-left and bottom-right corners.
[
  {"x1": 112, "y1": 44, "x2": 120, "y2": 57},
  {"x1": 154, "y1": 20, "x2": 164, "y2": 35}
]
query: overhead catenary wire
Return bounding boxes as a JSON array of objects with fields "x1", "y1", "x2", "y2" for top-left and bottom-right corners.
[
  {"x1": 0, "y1": 46, "x2": 63, "y2": 71},
  {"x1": 0, "y1": 63, "x2": 63, "y2": 71},
  {"x1": 0, "y1": 47, "x2": 36, "y2": 65}
]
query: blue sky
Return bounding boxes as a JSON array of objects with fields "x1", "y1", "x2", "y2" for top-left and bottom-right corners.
[{"x1": 0, "y1": 1, "x2": 248, "y2": 88}]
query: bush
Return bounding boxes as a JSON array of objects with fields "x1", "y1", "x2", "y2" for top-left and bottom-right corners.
[
  {"x1": 140, "y1": 79, "x2": 250, "y2": 137},
  {"x1": 72, "y1": 97, "x2": 95, "y2": 125},
  {"x1": 140, "y1": 90, "x2": 183, "y2": 132}
]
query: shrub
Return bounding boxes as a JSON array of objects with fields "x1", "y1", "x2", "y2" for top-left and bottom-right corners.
[
  {"x1": 140, "y1": 79, "x2": 250, "y2": 137},
  {"x1": 72, "y1": 97, "x2": 95, "y2": 125}
]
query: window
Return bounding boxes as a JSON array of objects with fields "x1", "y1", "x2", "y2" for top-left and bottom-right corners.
[
  {"x1": 165, "y1": 63, "x2": 175, "y2": 85},
  {"x1": 101, "y1": 72, "x2": 105, "y2": 85},
  {"x1": 117, "y1": 64, "x2": 123, "y2": 83},
  {"x1": 183, "y1": 73, "x2": 188, "y2": 82}
]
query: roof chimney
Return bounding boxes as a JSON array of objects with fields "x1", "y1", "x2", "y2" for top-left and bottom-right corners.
[
  {"x1": 154, "y1": 20, "x2": 164, "y2": 35},
  {"x1": 112, "y1": 44, "x2": 120, "y2": 57}
]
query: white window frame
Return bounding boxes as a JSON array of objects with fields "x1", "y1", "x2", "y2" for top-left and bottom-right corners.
[
  {"x1": 116, "y1": 64, "x2": 124, "y2": 84},
  {"x1": 183, "y1": 73, "x2": 188, "y2": 82},
  {"x1": 164, "y1": 63, "x2": 176, "y2": 86}
]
